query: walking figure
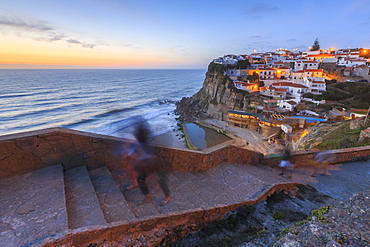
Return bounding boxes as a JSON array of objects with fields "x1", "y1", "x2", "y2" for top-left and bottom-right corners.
[
  {"x1": 310, "y1": 150, "x2": 335, "y2": 177},
  {"x1": 124, "y1": 119, "x2": 171, "y2": 206},
  {"x1": 278, "y1": 147, "x2": 294, "y2": 178}
]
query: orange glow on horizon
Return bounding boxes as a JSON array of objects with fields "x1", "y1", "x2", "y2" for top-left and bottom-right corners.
[{"x1": 0, "y1": 34, "x2": 178, "y2": 68}]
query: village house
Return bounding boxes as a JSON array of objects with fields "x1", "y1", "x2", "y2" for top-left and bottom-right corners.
[
  {"x1": 234, "y1": 81, "x2": 259, "y2": 92},
  {"x1": 294, "y1": 60, "x2": 320, "y2": 70},
  {"x1": 337, "y1": 57, "x2": 367, "y2": 67},
  {"x1": 353, "y1": 65, "x2": 370, "y2": 81},
  {"x1": 259, "y1": 86, "x2": 287, "y2": 99},
  {"x1": 272, "y1": 82, "x2": 309, "y2": 98},
  {"x1": 279, "y1": 100, "x2": 298, "y2": 111}
]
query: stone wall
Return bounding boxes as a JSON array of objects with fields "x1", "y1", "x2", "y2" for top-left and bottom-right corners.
[
  {"x1": 262, "y1": 146, "x2": 370, "y2": 168},
  {"x1": 0, "y1": 128, "x2": 263, "y2": 179}
]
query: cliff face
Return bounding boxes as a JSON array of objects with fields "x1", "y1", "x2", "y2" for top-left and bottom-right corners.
[{"x1": 175, "y1": 63, "x2": 263, "y2": 122}]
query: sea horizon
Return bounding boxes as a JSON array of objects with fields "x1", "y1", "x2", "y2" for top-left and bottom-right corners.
[{"x1": 0, "y1": 69, "x2": 206, "y2": 142}]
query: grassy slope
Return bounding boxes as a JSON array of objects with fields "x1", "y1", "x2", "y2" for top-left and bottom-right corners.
[{"x1": 302, "y1": 121, "x2": 370, "y2": 150}]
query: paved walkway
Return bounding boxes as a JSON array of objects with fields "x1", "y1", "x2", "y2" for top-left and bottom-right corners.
[
  {"x1": 290, "y1": 160, "x2": 370, "y2": 201},
  {"x1": 198, "y1": 119, "x2": 277, "y2": 154}
]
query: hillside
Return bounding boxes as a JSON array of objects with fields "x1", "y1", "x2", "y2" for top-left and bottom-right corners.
[
  {"x1": 310, "y1": 81, "x2": 370, "y2": 109},
  {"x1": 295, "y1": 118, "x2": 370, "y2": 150}
]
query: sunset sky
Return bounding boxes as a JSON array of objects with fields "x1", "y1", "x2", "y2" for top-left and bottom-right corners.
[{"x1": 1, "y1": 0, "x2": 370, "y2": 69}]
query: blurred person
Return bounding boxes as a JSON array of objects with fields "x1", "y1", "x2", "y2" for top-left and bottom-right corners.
[
  {"x1": 124, "y1": 118, "x2": 153, "y2": 190},
  {"x1": 278, "y1": 146, "x2": 294, "y2": 178},
  {"x1": 126, "y1": 118, "x2": 171, "y2": 205},
  {"x1": 134, "y1": 154, "x2": 171, "y2": 206},
  {"x1": 310, "y1": 150, "x2": 335, "y2": 177}
]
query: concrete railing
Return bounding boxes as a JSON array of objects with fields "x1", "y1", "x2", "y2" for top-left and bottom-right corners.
[{"x1": 0, "y1": 128, "x2": 263, "y2": 179}]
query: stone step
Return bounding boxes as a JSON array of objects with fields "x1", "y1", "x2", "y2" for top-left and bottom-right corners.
[
  {"x1": 191, "y1": 166, "x2": 245, "y2": 207},
  {"x1": 111, "y1": 170, "x2": 160, "y2": 219},
  {"x1": 89, "y1": 166, "x2": 136, "y2": 223},
  {"x1": 171, "y1": 170, "x2": 213, "y2": 209},
  {"x1": 64, "y1": 165, "x2": 106, "y2": 229},
  {"x1": 0, "y1": 164, "x2": 68, "y2": 247}
]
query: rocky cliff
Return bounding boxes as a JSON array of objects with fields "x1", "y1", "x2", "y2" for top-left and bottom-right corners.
[
  {"x1": 169, "y1": 186, "x2": 370, "y2": 247},
  {"x1": 175, "y1": 62, "x2": 263, "y2": 122}
]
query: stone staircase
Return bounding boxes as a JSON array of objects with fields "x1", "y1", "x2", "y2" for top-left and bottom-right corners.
[{"x1": 0, "y1": 163, "x2": 296, "y2": 247}]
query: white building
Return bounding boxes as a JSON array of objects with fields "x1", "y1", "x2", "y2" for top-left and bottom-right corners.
[
  {"x1": 279, "y1": 100, "x2": 297, "y2": 111},
  {"x1": 337, "y1": 57, "x2": 367, "y2": 67},
  {"x1": 294, "y1": 60, "x2": 320, "y2": 71}
]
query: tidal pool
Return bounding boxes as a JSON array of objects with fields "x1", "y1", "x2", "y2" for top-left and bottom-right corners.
[{"x1": 184, "y1": 123, "x2": 231, "y2": 150}]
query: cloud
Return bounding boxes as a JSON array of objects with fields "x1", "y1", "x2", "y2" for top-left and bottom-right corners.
[
  {"x1": 0, "y1": 14, "x2": 53, "y2": 32},
  {"x1": 0, "y1": 13, "x2": 97, "y2": 49},
  {"x1": 67, "y1": 39, "x2": 81, "y2": 44},
  {"x1": 35, "y1": 33, "x2": 66, "y2": 42},
  {"x1": 67, "y1": 38, "x2": 96, "y2": 49},
  {"x1": 286, "y1": 38, "x2": 298, "y2": 42}
]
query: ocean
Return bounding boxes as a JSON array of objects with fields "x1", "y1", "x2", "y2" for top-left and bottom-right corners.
[{"x1": 0, "y1": 69, "x2": 205, "y2": 142}]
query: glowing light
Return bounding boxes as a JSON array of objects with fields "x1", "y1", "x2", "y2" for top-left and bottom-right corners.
[{"x1": 301, "y1": 130, "x2": 309, "y2": 138}]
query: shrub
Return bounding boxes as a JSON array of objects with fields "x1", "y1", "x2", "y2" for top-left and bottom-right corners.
[{"x1": 272, "y1": 210, "x2": 285, "y2": 220}]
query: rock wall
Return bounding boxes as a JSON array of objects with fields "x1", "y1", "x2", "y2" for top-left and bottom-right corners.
[
  {"x1": 274, "y1": 190, "x2": 370, "y2": 246},
  {"x1": 2, "y1": 127, "x2": 370, "y2": 179},
  {"x1": 0, "y1": 128, "x2": 263, "y2": 179}
]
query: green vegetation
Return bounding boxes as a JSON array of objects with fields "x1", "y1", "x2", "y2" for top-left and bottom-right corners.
[
  {"x1": 272, "y1": 210, "x2": 285, "y2": 220},
  {"x1": 210, "y1": 98, "x2": 218, "y2": 105},
  {"x1": 315, "y1": 121, "x2": 370, "y2": 150},
  {"x1": 236, "y1": 59, "x2": 251, "y2": 69},
  {"x1": 208, "y1": 62, "x2": 224, "y2": 74},
  {"x1": 311, "y1": 205, "x2": 330, "y2": 223},
  {"x1": 310, "y1": 37, "x2": 320, "y2": 51},
  {"x1": 314, "y1": 82, "x2": 370, "y2": 109},
  {"x1": 280, "y1": 205, "x2": 331, "y2": 236}
]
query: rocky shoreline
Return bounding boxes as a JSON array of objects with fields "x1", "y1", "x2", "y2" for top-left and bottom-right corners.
[{"x1": 168, "y1": 185, "x2": 370, "y2": 247}]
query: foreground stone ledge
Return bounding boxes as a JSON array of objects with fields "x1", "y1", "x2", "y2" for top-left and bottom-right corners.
[{"x1": 37, "y1": 182, "x2": 300, "y2": 247}]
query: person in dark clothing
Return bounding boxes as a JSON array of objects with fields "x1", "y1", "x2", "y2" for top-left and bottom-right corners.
[
  {"x1": 134, "y1": 119, "x2": 153, "y2": 154},
  {"x1": 127, "y1": 118, "x2": 171, "y2": 205},
  {"x1": 134, "y1": 154, "x2": 171, "y2": 206}
]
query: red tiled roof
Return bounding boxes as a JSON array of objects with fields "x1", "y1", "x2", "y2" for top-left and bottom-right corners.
[
  {"x1": 306, "y1": 54, "x2": 335, "y2": 58},
  {"x1": 305, "y1": 69, "x2": 323, "y2": 72},
  {"x1": 303, "y1": 60, "x2": 319, "y2": 63},
  {"x1": 273, "y1": 82, "x2": 292, "y2": 87},
  {"x1": 289, "y1": 84, "x2": 308, "y2": 88},
  {"x1": 286, "y1": 101, "x2": 297, "y2": 105}
]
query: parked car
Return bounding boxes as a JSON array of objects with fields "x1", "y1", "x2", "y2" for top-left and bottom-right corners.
[
  {"x1": 359, "y1": 79, "x2": 369, "y2": 82},
  {"x1": 345, "y1": 79, "x2": 355, "y2": 82}
]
